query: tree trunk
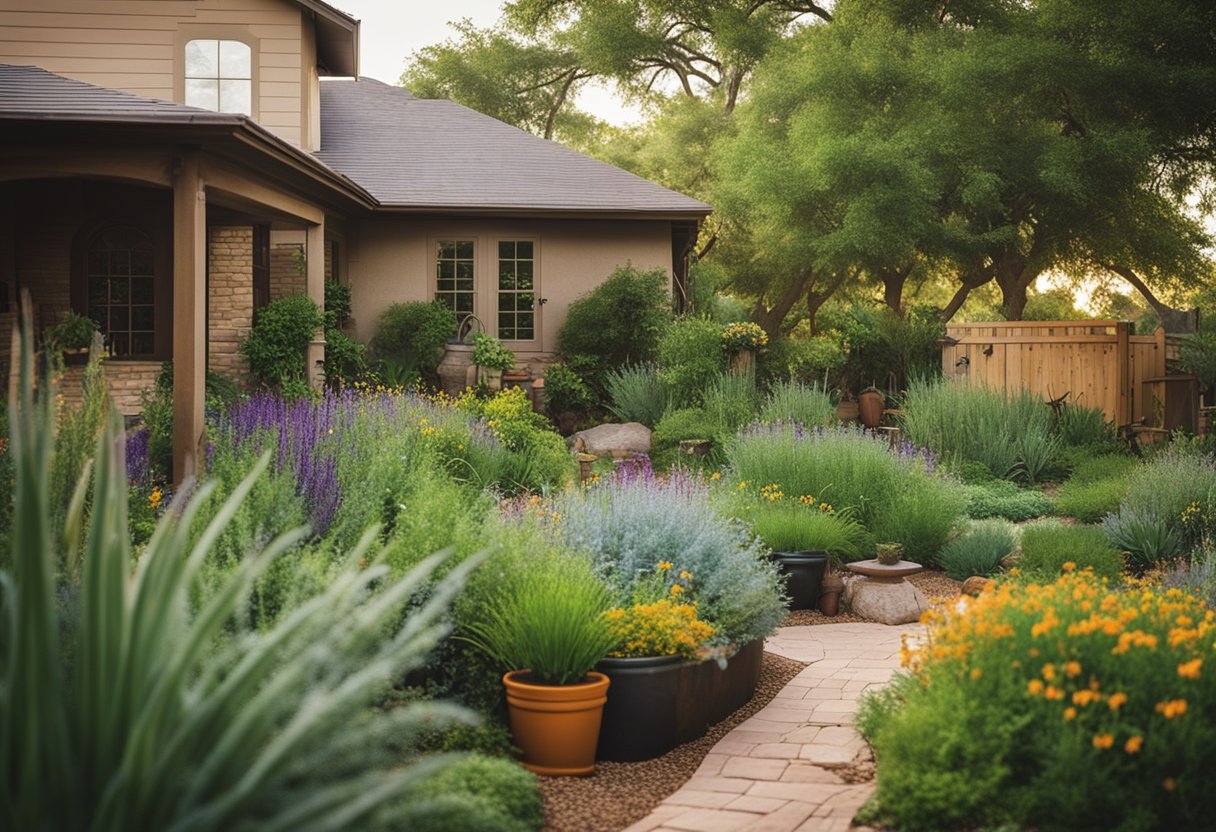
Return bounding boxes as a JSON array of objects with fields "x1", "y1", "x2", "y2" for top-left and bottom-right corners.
[
  {"x1": 1104, "y1": 263, "x2": 1197, "y2": 333},
  {"x1": 751, "y1": 273, "x2": 810, "y2": 338},
  {"x1": 940, "y1": 265, "x2": 994, "y2": 322},
  {"x1": 879, "y1": 264, "x2": 912, "y2": 316}
]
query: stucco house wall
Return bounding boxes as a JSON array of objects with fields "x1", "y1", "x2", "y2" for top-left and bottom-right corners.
[{"x1": 345, "y1": 218, "x2": 673, "y2": 365}]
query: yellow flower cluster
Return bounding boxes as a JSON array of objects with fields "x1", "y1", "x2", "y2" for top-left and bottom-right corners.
[
  {"x1": 907, "y1": 570, "x2": 1216, "y2": 767},
  {"x1": 603, "y1": 599, "x2": 716, "y2": 659},
  {"x1": 719, "y1": 321, "x2": 768, "y2": 352},
  {"x1": 148, "y1": 487, "x2": 163, "y2": 511}
]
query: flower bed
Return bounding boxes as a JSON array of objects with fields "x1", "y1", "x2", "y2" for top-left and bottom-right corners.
[{"x1": 859, "y1": 569, "x2": 1216, "y2": 831}]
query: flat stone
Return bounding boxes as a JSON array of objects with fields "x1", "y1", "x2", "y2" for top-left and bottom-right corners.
[
  {"x1": 572, "y1": 421, "x2": 651, "y2": 455},
  {"x1": 848, "y1": 576, "x2": 930, "y2": 625},
  {"x1": 846, "y1": 559, "x2": 923, "y2": 579},
  {"x1": 799, "y1": 744, "x2": 858, "y2": 765}
]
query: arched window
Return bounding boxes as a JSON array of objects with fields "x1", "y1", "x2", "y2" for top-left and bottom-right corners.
[
  {"x1": 184, "y1": 39, "x2": 252, "y2": 115},
  {"x1": 85, "y1": 227, "x2": 156, "y2": 358}
]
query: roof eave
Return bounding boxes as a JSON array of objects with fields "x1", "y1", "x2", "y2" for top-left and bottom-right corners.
[{"x1": 366, "y1": 204, "x2": 712, "y2": 221}]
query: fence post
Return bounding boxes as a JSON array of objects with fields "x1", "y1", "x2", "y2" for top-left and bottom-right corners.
[{"x1": 1116, "y1": 322, "x2": 1130, "y2": 426}]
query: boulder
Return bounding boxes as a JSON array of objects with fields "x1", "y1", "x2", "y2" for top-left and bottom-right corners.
[
  {"x1": 961, "y1": 576, "x2": 991, "y2": 597},
  {"x1": 848, "y1": 577, "x2": 931, "y2": 626},
  {"x1": 573, "y1": 422, "x2": 652, "y2": 457}
]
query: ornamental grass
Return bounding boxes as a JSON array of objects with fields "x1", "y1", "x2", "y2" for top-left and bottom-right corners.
[{"x1": 860, "y1": 569, "x2": 1216, "y2": 831}]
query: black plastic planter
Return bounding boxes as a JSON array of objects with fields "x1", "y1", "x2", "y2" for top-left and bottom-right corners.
[
  {"x1": 772, "y1": 550, "x2": 830, "y2": 610},
  {"x1": 596, "y1": 640, "x2": 764, "y2": 762}
]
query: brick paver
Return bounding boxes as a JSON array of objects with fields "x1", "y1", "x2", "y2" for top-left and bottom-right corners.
[{"x1": 623, "y1": 623, "x2": 922, "y2": 832}]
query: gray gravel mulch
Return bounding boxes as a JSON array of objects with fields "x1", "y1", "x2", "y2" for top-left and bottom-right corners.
[{"x1": 537, "y1": 652, "x2": 807, "y2": 832}]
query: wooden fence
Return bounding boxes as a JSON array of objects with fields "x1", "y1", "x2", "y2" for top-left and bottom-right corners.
[{"x1": 940, "y1": 321, "x2": 1170, "y2": 427}]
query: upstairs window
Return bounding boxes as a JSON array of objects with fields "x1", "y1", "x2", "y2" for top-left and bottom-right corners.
[{"x1": 184, "y1": 39, "x2": 252, "y2": 115}]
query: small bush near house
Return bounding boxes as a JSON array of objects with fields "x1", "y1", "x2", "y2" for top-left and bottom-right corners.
[
  {"x1": 938, "y1": 519, "x2": 1017, "y2": 580},
  {"x1": 543, "y1": 363, "x2": 594, "y2": 418},
  {"x1": 657, "y1": 317, "x2": 727, "y2": 407},
  {"x1": 606, "y1": 363, "x2": 670, "y2": 427},
  {"x1": 759, "y1": 380, "x2": 835, "y2": 428},
  {"x1": 322, "y1": 328, "x2": 369, "y2": 387},
  {"x1": 557, "y1": 264, "x2": 670, "y2": 392},
  {"x1": 241, "y1": 294, "x2": 323, "y2": 388},
  {"x1": 859, "y1": 571, "x2": 1216, "y2": 832},
  {"x1": 652, "y1": 407, "x2": 721, "y2": 467},
  {"x1": 373, "y1": 300, "x2": 458, "y2": 376},
  {"x1": 962, "y1": 479, "x2": 1055, "y2": 522},
  {"x1": 1017, "y1": 521, "x2": 1123, "y2": 580},
  {"x1": 470, "y1": 332, "x2": 516, "y2": 372},
  {"x1": 406, "y1": 755, "x2": 543, "y2": 832}
]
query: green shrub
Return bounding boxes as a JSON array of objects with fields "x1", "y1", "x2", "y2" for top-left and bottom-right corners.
[
  {"x1": 459, "y1": 387, "x2": 572, "y2": 491},
  {"x1": 962, "y1": 480, "x2": 1056, "y2": 522},
  {"x1": 900, "y1": 379, "x2": 1061, "y2": 483},
  {"x1": 324, "y1": 279, "x2": 352, "y2": 328},
  {"x1": 1123, "y1": 449, "x2": 1216, "y2": 547},
  {"x1": 556, "y1": 264, "x2": 670, "y2": 390},
  {"x1": 374, "y1": 300, "x2": 458, "y2": 374},
  {"x1": 1017, "y1": 521, "x2": 1123, "y2": 580},
  {"x1": 407, "y1": 755, "x2": 542, "y2": 832},
  {"x1": 1101, "y1": 506, "x2": 1184, "y2": 572},
  {"x1": 606, "y1": 363, "x2": 670, "y2": 427},
  {"x1": 702, "y1": 373, "x2": 761, "y2": 435},
  {"x1": 652, "y1": 407, "x2": 723, "y2": 467},
  {"x1": 1178, "y1": 319, "x2": 1216, "y2": 392},
  {"x1": 760, "y1": 380, "x2": 835, "y2": 427},
  {"x1": 742, "y1": 502, "x2": 872, "y2": 560},
  {"x1": 41, "y1": 309, "x2": 98, "y2": 351},
  {"x1": 1053, "y1": 403, "x2": 1115, "y2": 448},
  {"x1": 470, "y1": 332, "x2": 515, "y2": 372},
  {"x1": 1056, "y1": 478, "x2": 1129, "y2": 523},
  {"x1": 323, "y1": 327, "x2": 369, "y2": 387},
  {"x1": 860, "y1": 571, "x2": 1216, "y2": 831},
  {"x1": 543, "y1": 363, "x2": 593, "y2": 417},
  {"x1": 939, "y1": 520, "x2": 1017, "y2": 580},
  {"x1": 1067, "y1": 454, "x2": 1138, "y2": 485},
  {"x1": 241, "y1": 295, "x2": 323, "y2": 387},
  {"x1": 2, "y1": 323, "x2": 485, "y2": 832},
  {"x1": 657, "y1": 316, "x2": 726, "y2": 406}
]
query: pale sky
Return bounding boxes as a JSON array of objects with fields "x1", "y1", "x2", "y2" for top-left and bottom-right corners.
[{"x1": 331, "y1": 0, "x2": 644, "y2": 126}]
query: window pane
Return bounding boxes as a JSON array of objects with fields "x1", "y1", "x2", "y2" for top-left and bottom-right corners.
[
  {"x1": 219, "y1": 40, "x2": 251, "y2": 78},
  {"x1": 109, "y1": 278, "x2": 130, "y2": 304},
  {"x1": 185, "y1": 39, "x2": 218, "y2": 78},
  {"x1": 499, "y1": 312, "x2": 513, "y2": 330},
  {"x1": 517, "y1": 241, "x2": 534, "y2": 259},
  {"x1": 219, "y1": 79, "x2": 252, "y2": 116},
  {"x1": 456, "y1": 241, "x2": 474, "y2": 259},
  {"x1": 438, "y1": 261, "x2": 454, "y2": 280},
  {"x1": 517, "y1": 260, "x2": 533, "y2": 281},
  {"x1": 131, "y1": 249, "x2": 153, "y2": 276},
  {"x1": 498, "y1": 241, "x2": 514, "y2": 259},
  {"x1": 518, "y1": 293, "x2": 534, "y2": 309},
  {"x1": 456, "y1": 294, "x2": 473, "y2": 313},
  {"x1": 437, "y1": 241, "x2": 455, "y2": 259},
  {"x1": 517, "y1": 312, "x2": 534, "y2": 334},
  {"x1": 130, "y1": 278, "x2": 154, "y2": 304},
  {"x1": 88, "y1": 279, "x2": 108, "y2": 305},
  {"x1": 456, "y1": 276, "x2": 473, "y2": 292},
  {"x1": 456, "y1": 261, "x2": 473, "y2": 280},
  {"x1": 185, "y1": 78, "x2": 219, "y2": 111},
  {"x1": 132, "y1": 307, "x2": 155, "y2": 331},
  {"x1": 131, "y1": 334, "x2": 155, "y2": 356},
  {"x1": 110, "y1": 307, "x2": 129, "y2": 331}
]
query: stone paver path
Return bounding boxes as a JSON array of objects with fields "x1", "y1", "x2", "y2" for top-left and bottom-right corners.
[{"x1": 624, "y1": 623, "x2": 923, "y2": 832}]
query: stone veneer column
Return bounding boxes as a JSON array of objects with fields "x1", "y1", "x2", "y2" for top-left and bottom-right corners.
[{"x1": 207, "y1": 226, "x2": 254, "y2": 381}]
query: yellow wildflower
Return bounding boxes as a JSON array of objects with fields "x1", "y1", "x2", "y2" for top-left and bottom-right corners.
[
  {"x1": 148, "y1": 488, "x2": 163, "y2": 511},
  {"x1": 669, "y1": 584, "x2": 684, "y2": 596},
  {"x1": 970, "y1": 667, "x2": 983, "y2": 681},
  {"x1": 658, "y1": 561, "x2": 673, "y2": 571}
]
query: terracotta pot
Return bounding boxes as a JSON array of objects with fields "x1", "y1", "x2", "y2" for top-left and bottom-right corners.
[
  {"x1": 858, "y1": 387, "x2": 885, "y2": 429},
  {"x1": 836, "y1": 399, "x2": 860, "y2": 423},
  {"x1": 436, "y1": 342, "x2": 474, "y2": 395},
  {"x1": 503, "y1": 670, "x2": 610, "y2": 776},
  {"x1": 819, "y1": 571, "x2": 844, "y2": 616}
]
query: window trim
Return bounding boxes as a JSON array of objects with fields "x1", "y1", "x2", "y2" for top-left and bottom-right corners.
[
  {"x1": 491, "y1": 236, "x2": 541, "y2": 346},
  {"x1": 174, "y1": 26, "x2": 260, "y2": 119}
]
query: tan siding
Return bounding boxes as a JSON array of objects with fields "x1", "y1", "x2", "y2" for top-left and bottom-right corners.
[
  {"x1": 0, "y1": 0, "x2": 309, "y2": 146},
  {"x1": 346, "y1": 218, "x2": 674, "y2": 362}
]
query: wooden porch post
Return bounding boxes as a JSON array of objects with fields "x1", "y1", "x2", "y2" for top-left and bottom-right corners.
[
  {"x1": 305, "y1": 221, "x2": 325, "y2": 390},
  {"x1": 172, "y1": 154, "x2": 206, "y2": 484}
]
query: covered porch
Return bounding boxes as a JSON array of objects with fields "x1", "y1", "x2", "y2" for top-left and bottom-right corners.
[{"x1": 0, "y1": 132, "x2": 367, "y2": 482}]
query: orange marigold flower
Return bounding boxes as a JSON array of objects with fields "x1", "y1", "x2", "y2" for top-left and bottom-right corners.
[
  {"x1": 1041, "y1": 663, "x2": 1056, "y2": 681},
  {"x1": 1108, "y1": 692, "x2": 1128, "y2": 711},
  {"x1": 1125, "y1": 736, "x2": 1143, "y2": 754},
  {"x1": 1064, "y1": 660, "x2": 1082, "y2": 678},
  {"x1": 1045, "y1": 685, "x2": 1065, "y2": 701},
  {"x1": 970, "y1": 667, "x2": 983, "y2": 681},
  {"x1": 1062, "y1": 561, "x2": 1077, "y2": 572},
  {"x1": 1178, "y1": 658, "x2": 1202, "y2": 679},
  {"x1": 1156, "y1": 699, "x2": 1188, "y2": 719},
  {"x1": 1163, "y1": 778, "x2": 1177, "y2": 792},
  {"x1": 1093, "y1": 733, "x2": 1114, "y2": 749},
  {"x1": 1063, "y1": 707, "x2": 1077, "y2": 720},
  {"x1": 1027, "y1": 679, "x2": 1045, "y2": 696}
]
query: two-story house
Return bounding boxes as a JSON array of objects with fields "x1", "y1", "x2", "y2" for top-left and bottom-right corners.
[{"x1": 0, "y1": 0, "x2": 709, "y2": 479}]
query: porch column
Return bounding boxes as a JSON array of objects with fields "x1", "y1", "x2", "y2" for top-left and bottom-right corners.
[
  {"x1": 305, "y1": 221, "x2": 325, "y2": 390},
  {"x1": 172, "y1": 154, "x2": 206, "y2": 484}
]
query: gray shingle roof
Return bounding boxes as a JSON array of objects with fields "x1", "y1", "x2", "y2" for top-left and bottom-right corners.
[
  {"x1": 0, "y1": 63, "x2": 237, "y2": 123},
  {"x1": 316, "y1": 77, "x2": 711, "y2": 216}
]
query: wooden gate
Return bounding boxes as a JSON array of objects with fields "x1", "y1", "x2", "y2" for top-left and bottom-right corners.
[{"x1": 940, "y1": 321, "x2": 1170, "y2": 427}]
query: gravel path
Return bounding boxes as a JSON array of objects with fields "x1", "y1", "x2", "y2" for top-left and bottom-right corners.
[{"x1": 538, "y1": 652, "x2": 807, "y2": 832}]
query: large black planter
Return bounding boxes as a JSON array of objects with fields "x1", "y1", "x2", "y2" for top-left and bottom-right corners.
[
  {"x1": 595, "y1": 655, "x2": 683, "y2": 762},
  {"x1": 596, "y1": 640, "x2": 764, "y2": 762},
  {"x1": 772, "y1": 550, "x2": 830, "y2": 610}
]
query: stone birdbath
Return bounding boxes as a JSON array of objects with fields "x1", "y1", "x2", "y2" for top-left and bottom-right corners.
[{"x1": 844, "y1": 559, "x2": 930, "y2": 625}]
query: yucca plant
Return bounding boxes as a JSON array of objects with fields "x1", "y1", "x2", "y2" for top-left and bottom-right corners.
[{"x1": 0, "y1": 314, "x2": 482, "y2": 832}]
